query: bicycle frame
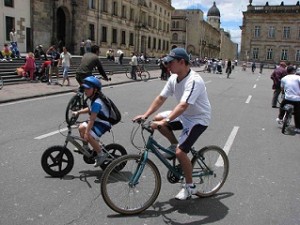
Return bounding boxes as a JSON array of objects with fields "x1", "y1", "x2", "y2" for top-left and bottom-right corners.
[{"x1": 130, "y1": 122, "x2": 212, "y2": 186}]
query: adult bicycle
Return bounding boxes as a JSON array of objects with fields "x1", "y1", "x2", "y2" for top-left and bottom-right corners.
[
  {"x1": 41, "y1": 120, "x2": 127, "y2": 177},
  {"x1": 281, "y1": 104, "x2": 294, "y2": 134},
  {"x1": 125, "y1": 64, "x2": 150, "y2": 81},
  {"x1": 0, "y1": 75, "x2": 3, "y2": 90},
  {"x1": 101, "y1": 119, "x2": 229, "y2": 215},
  {"x1": 65, "y1": 73, "x2": 112, "y2": 126}
]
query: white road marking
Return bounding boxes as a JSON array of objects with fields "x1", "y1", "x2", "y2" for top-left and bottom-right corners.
[
  {"x1": 253, "y1": 84, "x2": 257, "y2": 88},
  {"x1": 245, "y1": 95, "x2": 252, "y2": 104},
  {"x1": 215, "y1": 126, "x2": 239, "y2": 167},
  {"x1": 34, "y1": 128, "x2": 68, "y2": 140}
]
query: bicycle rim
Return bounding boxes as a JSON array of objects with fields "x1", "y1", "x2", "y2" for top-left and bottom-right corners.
[
  {"x1": 65, "y1": 95, "x2": 81, "y2": 125},
  {"x1": 125, "y1": 68, "x2": 131, "y2": 79},
  {"x1": 191, "y1": 145, "x2": 229, "y2": 197},
  {"x1": 140, "y1": 71, "x2": 150, "y2": 81},
  {"x1": 0, "y1": 76, "x2": 3, "y2": 90},
  {"x1": 282, "y1": 112, "x2": 291, "y2": 134},
  {"x1": 101, "y1": 154, "x2": 161, "y2": 215}
]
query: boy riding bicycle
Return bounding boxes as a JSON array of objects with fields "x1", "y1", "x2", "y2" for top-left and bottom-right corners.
[
  {"x1": 133, "y1": 48, "x2": 211, "y2": 200},
  {"x1": 72, "y1": 76, "x2": 111, "y2": 167}
]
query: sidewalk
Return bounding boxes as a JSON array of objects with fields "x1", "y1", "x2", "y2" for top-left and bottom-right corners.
[
  {"x1": 0, "y1": 70, "x2": 163, "y2": 104},
  {"x1": 0, "y1": 67, "x2": 204, "y2": 104}
]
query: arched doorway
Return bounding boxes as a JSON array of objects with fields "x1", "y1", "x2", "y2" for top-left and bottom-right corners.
[{"x1": 57, "y1": 8, "x2": 66, "y2": 52}]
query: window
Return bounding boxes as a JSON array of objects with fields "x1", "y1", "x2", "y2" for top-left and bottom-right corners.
[
  {"x1": 129, "y1": 32, "x2": 134, "y2": 46},
  {"x1": 281, "y1": 49, "x2": 288, "y2": 61},
  {"x1": 158, "y1": 39, "x2": 161, "y2": 50},
  {"x1": 5, "y1": 16, "x2": 14, "y2": 41},
  {"x1": 101, "y1": 0, "x2": 108, "y2": 12},
  {"x1": 112, "y1": 28, "x2": 117, "y2": 44},
  {"x1": 89, "y1": 0, "x2": 95, "y2": 9},
  {"x1": 4, "y1": 0, "x2": 14, "y2": 7},
  {"x1": 254, "y1": 26, "x2": 260, "y2": 38},
  {"x1": 148, "y1": 16, "x2": 152, "y2": 27},
  {"x1": 283, "y1": 27, "x2": 290, "y2": 39},
  {"x1": 101, "y1": 26, "x2": 107, "y2": 42},
  {"x1": 112, "y1": 1, "x2": 118, "y2": 16},
  {"x1": 121, "y1": 5, "x2": 126, "y2": 18},
  {"x1": 153, "y1": 18, "x2": 157, "y2": 29},
  {"x1": 172, "y1": 33, "x2": 178, "y2": 41},
  {"x1": 153, "y1": 38, "x2": 156, "y2": 49},
  {"x1": 252, "y1": 47, "x2": 259, "y2": 59},
  {"x1": 296, "y1": 50, "x2": 300, "y2": 62},
  {"x1": 121, "y1": 31, "x2": 126, "y2": 45},
  {"x1": 268, "y1": 26, "x2": 275, "y2": 38},
  {"x1": 89, "y1": 24, "x2": 95, "y2": 41},
  {"x1": 163, "y1": 40, "x2": 165, "y2": 50},
  {"x1": 148, "y1": 36, "x2": 151, "y2": 48},
  {"x1": 266, "y1": 48, "x2": 273, "y2": 60},
  {"x1": 130, "y1": 8, "x2": 134, "y2": 21}
]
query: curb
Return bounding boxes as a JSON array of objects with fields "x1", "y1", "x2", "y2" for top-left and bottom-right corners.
[{"x1": 0, "y1": 76, "x2": 159, "y2": 104}]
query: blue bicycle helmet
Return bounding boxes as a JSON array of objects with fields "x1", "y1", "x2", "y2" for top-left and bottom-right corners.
[{"x1": 82, "y1": 76, "x2": 102, "y2": 90}]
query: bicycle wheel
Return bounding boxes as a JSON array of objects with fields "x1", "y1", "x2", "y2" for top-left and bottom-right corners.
[
  {"x1": 282, "y1": 111, "x2": 292, "y2": 134},
  {"x1": 41, "y1": 146, "x2": 74, "y2": 177},
  {"x1": 101, "y1": 154, "x2": 161, "y2": 215},
  {"x1": 125, "y1": 68, "x2": 131, "y2": 79},
  {"x1": 0, "y1": 76, "x2": 3, "y2": 90},
  {"x1": 191, "y1": 145, "x2": 229, "y2": 197},
  {"x1": 139, "y1": 71, "x2": 150, "y2": 81},
  {"x1": 100, "y1": 143, "x2": 127, "y2": 171},
  {"x1": 65, "y1": 95, "x2": 82, "y2": 126}
]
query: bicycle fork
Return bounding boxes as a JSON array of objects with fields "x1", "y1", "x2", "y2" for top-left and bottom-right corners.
[{"x1": 129, "y1": 151, "x2": 149, "y2": 187}]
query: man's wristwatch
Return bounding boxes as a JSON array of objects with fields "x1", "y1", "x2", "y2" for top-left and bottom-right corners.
[{"x1": 165, "y1": 118, "x2": 171, "y2": 123}]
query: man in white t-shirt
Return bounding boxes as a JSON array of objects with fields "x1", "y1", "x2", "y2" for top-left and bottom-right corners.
[
  {"x1": 133, "y1": 48, "x2": 211, "y2": 200},
  {"x1": 277, "y1": 66, "x2": 300, "y2": 133}
]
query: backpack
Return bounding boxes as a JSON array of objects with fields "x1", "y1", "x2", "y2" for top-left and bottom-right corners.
[{"x1": 97, "y1": 92, "x2": 121, "y2": 125}]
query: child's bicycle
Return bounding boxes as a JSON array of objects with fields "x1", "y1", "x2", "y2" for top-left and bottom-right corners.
[
  {"x1": 281, "y1": 104, "x2": 294, "y2": 134},
  {"x1": 41, "y1": 120, "x2": 127, "y2": 178},
  {"x1": 125, "y1": 64, "x2": 150, "y2": 81},
  {"x1": 100, "y1": 119, "x2": 229, "y2": 215}
]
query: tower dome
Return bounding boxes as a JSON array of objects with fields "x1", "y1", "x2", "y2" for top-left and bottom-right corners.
[{"x1": 207, "y1": 2, "x2": 220, "y2": 17}]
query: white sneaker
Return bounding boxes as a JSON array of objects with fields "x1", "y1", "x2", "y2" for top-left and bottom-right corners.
[
  {"x1": 175, "y1": 184, "x2": 197, "y2": 200},
  {"x1": 276, "y1": 118, "x2": 283, "y2": 124},
  {"x1": 94, "y1": 153, "x2": 107, "y2": 167},
  {"x1": 294, "y1": 128, "x2": 300, "y2": 134},
  {"x1": 162, "y1": 144, "x2": 177, "y2": 159}
]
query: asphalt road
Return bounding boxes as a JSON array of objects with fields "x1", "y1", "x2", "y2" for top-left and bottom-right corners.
[{"x1": 0, "y1": 67, "x2": 299, "y2": 225}]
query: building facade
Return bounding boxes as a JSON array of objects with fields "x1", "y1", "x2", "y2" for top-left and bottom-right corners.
[
  {"x1": 170, "y1": 2, "x2": 237, "y2": 60},
  {"x1": 1, "y1": 0, "x2": 174, "y2": 57},
  {"x1": 240, "y1": 0, "x2": 300, "y2": 65},
  {"x1": 0, "y1": 0, "x2": 31, "y2": 53}
]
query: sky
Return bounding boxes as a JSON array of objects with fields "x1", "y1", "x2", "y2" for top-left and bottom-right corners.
[{"x1": 171, "y1": 0, "x2": 299, "y2": 48}]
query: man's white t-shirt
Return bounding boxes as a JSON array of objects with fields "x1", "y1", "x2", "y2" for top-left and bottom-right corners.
[
  {"x1": 160, "y1": 69, "x2": 211, "y2": 127},
  {"x1": 281, "y1": 74, "x2": 300, "y2": 101}
]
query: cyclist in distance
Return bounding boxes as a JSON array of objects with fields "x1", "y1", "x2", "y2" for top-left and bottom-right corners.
[
  {"x1": 75, "y1": 45, "x2": 109, "y2": 85},
  {"x1": 72, "y1": 76, "x2": 111, "y2": 167},
  {"x1": 276, "y1": 66, "x2": 300, "y2": 133},
  {"x1": 133, "y1": 48, "x2": 211, "y2": 200}
]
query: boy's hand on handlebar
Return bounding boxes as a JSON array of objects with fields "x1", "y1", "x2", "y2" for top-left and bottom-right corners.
[
  {"x1": 150, "y1": 120, "x2": 164, "y2": 130},
  {"x1": 72, "y1": 111, "x2": 79, "y2": 117}
]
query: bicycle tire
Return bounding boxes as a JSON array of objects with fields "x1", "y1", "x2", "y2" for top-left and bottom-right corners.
[
  {"x1": 101, "y1": 154, "x2": 161, "y2": 215},
  {"x1": 0, "y1": 76, "x2": 3, "y2": 90},
  {"x1": 139, "y1": 71, "x2": 150, "y2": 81},
  {"x1": 41, "y1": 146, "x2": 74, "y2": 177},
  {"x1": 100, "y1": 143, "x2": 127, "y2": 171},
  {"x1": 191, "y1": 145, "x2": 229, "y2": 197},
  {"x1": 125, "y1": 68, "x2": 131, "y2": 79},
  {"x1": 65, "y1": 95, "x2": 82, "y2": 126},
  {"x1": 282, "y1": 111, "x2": 292, "y2": 134}
]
